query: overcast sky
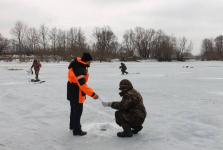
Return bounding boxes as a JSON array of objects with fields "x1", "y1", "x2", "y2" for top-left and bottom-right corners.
[{"x1": 0, "y1": 0, "x2": 223, "y2": 55}]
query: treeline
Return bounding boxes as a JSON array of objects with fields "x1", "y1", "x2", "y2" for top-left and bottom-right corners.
[
  {"x1": 0, "y1": 20, "x2": 194, "y2": 62},
  {"x1": 200, "y1": 35, "x2": 223, "y2": 60}
]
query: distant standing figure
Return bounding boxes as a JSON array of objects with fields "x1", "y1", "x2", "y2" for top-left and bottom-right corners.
[
  {"x1": 102, "y1": 79, "x2": 147, "y2": 137},
  {"x1": 119, "y1": 63, "x2": 128, "y2": 75},
  {"x1": 31, "y1": 59, "x2": 42, "y2": 80}
]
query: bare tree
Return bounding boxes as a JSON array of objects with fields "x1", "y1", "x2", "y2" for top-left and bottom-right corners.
[
  {"x1": 140, "y1": 28, "x2": 156, "y2": 58},
  {"x1": 75, "y1": 28, "x2": 87, "y2": 56},
  {"x1": 123, "y1": 27, "x2": 158, "y2": 60},
  {"x1": 76, "y1": 28, "x2": 86, "y2": 49},
  {"x1": 92, "y1": 26, "x2": 117, "y2": 61},
  {"x1": 109, "y1": 41, "x2": 120, "y2": 58},
  {"x1": 201, "y1": 38, "x2": 214, "y2": 60},
  {"x1": 152, "y1": 29, "x2": 166, "y2": 60},
  {"x1": 175, "y1": 36, "x2": 193, "y2": 61},
  {"x1": 66, "y1": 27, "x2": 87, "y2": 57},
  {"x1": 162, "y1": 35, "x2": 175, "y2": 61},
  {"x1": 122, "y1": 29, "x2": 136, "y2": 59},
  {"x1": 134, "y1": 27, "x2": 144, "y2": 58},
  {"x1": 49, "y1": 27, "x2": 58, "y2": 55},
  {"x1": 57, "y1": 29, "x2": 67, "y2": 60},
  {"x1": 134, "y1": 27, "x2": 157, "y2": 59},
  {"x1": 10, "y1": 20, "x2": 28, "y2": 54},
  {"x1": 0, "y1": 33, "x2": 9, "y2": 55},
  {"x1": 214, "y1": 35, "x2": 223, "y2": 60},
  {"x1": 24, "y1": 27, "x2": 39, "y2": 55},
  {"x1": 144, "y1": 29, "x2": 156, "y2": 58},
  {"x1": 38, "y1": 24, "x2": 49, "y2": 53},
  {"x1": 67, "y1": 27, "x2": 78, "y2": 51},
  {"x1": 200, "y1": 35, "x2": 223, "y2": 60}
]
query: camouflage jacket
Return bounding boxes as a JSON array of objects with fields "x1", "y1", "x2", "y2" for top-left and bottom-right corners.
[{"x1": 111, "y1": 80, "x2": 147, "y2": 119}]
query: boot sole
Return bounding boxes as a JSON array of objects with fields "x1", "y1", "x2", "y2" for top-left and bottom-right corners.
[
  {"x1": 117, "y1": 134, "x2": 133, "y2": 137},
  {"x1": 117, "y1": 135, "x2": 133, "y2": 137}
]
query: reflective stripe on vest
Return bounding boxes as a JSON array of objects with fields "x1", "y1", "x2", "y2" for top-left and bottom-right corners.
[{"x1": 68, "y1": 68, "x2": 87, "y2": 103}]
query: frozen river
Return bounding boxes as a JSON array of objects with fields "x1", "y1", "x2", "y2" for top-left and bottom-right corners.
[{"x1": 0, "y1": 60, "x2": 222, "y2": 150}]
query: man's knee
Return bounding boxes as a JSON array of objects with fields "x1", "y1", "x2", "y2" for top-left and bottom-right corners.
[
  {"x1": 115, "y1": 111, "x2": 122, "y2": 119},
  {"x1": 115, "y1": 111, "x2": 127, "y2": 126}
]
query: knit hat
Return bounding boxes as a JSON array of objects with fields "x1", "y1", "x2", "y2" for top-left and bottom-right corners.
[{"x1": 81, "y1": 53, "x2": 92, "y2": 62}]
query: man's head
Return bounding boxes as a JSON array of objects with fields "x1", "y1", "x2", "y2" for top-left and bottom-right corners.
[
  {"x1": 81, "y1": 52, "x2": 92, "y2": 65},
  {"x1": 119, "y1": 79, "x2": 133, "y2": 91}
]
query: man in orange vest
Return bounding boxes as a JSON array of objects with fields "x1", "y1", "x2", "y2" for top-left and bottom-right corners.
[{"x1": 67, "y1": 53, "x2": 99, "y2": 136}]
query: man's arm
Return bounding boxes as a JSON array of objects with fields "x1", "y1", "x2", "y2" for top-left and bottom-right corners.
[
  {"x1": 39, "y1": 62, "x2": 42, "y2": 68},
  {"x1": 71, "y1": 69, "x2": 98, "y2": 99},
  {"x1": 111, "y1": 95, "x2": 134, "y2": 110}
]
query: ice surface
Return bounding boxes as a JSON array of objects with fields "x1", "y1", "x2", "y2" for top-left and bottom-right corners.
[{"x1": 0, "y1": 60, "x2": 223, "y2": 150}]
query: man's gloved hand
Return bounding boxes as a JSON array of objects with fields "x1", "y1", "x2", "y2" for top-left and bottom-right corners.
[
  {"x1": 102, "y1": 102, "x2": 112, "y2": 107},
  {"x1": 94, "y1": 95, "x2": 99, "y2": 100}
]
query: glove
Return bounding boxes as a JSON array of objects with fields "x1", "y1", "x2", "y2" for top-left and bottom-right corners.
[
  {"x1": 94, "y1": 95, "x2": 99, "y2": 100},
  {"x1": 102, "y1": 102, "x2": 112, "y2": 107},
  {"x1": 98, "y1": 96, "x2": 106, "y2": 102}
]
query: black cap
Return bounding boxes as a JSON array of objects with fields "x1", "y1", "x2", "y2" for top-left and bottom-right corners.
[{"x1": 81, "y1": 53, "x2": 92, "y2": 62}]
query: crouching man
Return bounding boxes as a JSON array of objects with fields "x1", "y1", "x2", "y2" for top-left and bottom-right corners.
[{"x1": 102, "y1": 79, "x2": 147, "y2": 137}]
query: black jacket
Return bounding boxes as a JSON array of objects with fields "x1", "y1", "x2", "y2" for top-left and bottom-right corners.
[{"x1": 67, "y1": 57, "x2": 96, "y2": 103}]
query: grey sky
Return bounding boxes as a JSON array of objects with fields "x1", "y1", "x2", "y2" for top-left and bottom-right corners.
[{"x1": 0, "y1": 0, "x2": 223, "y2": 55}]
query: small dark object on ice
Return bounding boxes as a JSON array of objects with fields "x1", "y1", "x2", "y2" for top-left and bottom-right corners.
[
  {"x1": 8, "y1": 68, "x2": 23, "y2": 71},
  {"x1": 183, "y1": 66, "x2": 193, "y2": 68},
  {"x1": 34, "y1": 81, "x2": 45, "y2": 84},
  {"x1": 100, "y1": 128, "x2": 107, "y2": 131},
  {"x1": 31, "y1": 79, "x2": 45, "y2": 84}
]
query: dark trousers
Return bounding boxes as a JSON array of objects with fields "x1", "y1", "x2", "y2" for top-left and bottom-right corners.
[
  {"x1": 121, "y1": 69, "x2": 128, "y2": 74},
  {"x1": 70, "y1": 100, "x2": 83, "y2": 133}
]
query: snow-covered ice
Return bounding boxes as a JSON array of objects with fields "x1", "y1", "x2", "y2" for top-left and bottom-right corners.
[{"x1": 0, "y1": 60, "x2": 223, "y2": 150}]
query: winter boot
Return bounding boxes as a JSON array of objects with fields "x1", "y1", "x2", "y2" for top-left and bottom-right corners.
[
  {"x1": 117, "y1": 125, "x2": 132, "y2": 137},
  {"x1": 131, "y1": 126, "x2": 143, "y2": 134},
  {"x1": 73, "y1": 130, "x2": 87, "y2": 136},
  {"x1": 35, "y1": 75, "x2": 40, "y2": 81}
]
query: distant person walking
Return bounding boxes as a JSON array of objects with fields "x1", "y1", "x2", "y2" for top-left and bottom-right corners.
[
  {"x1": 67, "y1": 52, "x2": 99, "y2": 136},
  {"x1": 31, "y1": 59, "x2": 42, "y2": 80},
  {"x1": 119, "y1": 63, "x2": 128, "y2": 75},
  {"x1": 102, "y1": 79, "x2": 147, "y2": 137}
]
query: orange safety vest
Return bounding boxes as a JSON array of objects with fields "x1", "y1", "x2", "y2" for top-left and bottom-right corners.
[{"x1": 68, "y1": 57, "x2": 97, "y2": 103}]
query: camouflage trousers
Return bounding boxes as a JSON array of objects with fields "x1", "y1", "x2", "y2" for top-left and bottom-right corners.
[
  {"x1": 115, "y1": 110, "x2": 145, "y2": 127},
  {"x1": 121, "y1": 69, "x2": 128, "y2": 74}
]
